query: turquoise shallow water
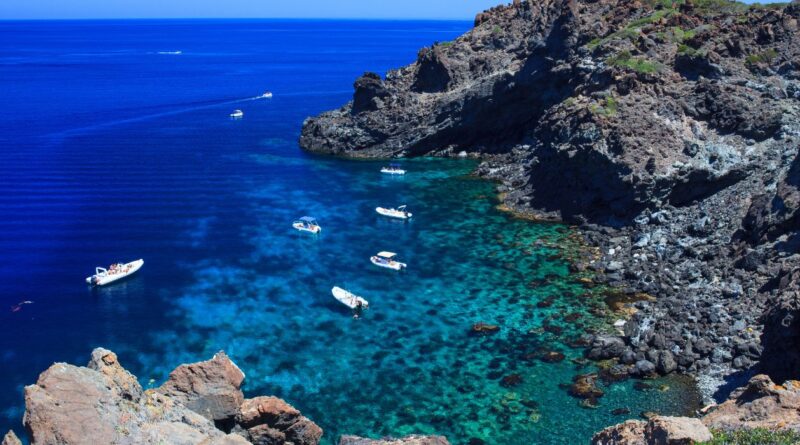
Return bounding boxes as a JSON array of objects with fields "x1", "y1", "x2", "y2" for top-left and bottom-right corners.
[{"x1": 0, "y1": 20, "x2": 700, "y2": 444}]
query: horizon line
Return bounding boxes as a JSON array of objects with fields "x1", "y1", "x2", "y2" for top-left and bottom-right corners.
[{"x1": 0, "y1": 16, "x2": 477, "y2": 22}]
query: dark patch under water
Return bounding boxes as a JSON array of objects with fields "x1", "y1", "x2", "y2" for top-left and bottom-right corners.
[{"x1": 0, "y1": 19, "x2": 700, "y2": 444}]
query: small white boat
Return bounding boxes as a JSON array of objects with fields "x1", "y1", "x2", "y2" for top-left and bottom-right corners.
[
  {"x1": 376, "y1": 205, "x2": 412, "y2": 220},
  {"x1": 370, "y1": 251, "x2": 406, "y2": 271},
  {"x1": 332, "y1": 286, "x2": 369, "y2": 310},
  {"x1": 380, "y1": 164, "x2": 406, "y2": 175},
  {"x1": 261, "y1": 91, "x2": 273, "y2": 99},
  {"x1": 293, "y1": 216, "x2": 322, "y2": 234},
  {"x1": 230, "y1": 109, "x2": 244, "y2": 118},
  {"x1": 86, "y1": 259, "x2": 144, "y2": 286}
]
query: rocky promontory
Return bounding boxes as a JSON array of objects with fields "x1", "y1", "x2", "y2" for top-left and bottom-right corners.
[
  {"x1": 5, "y1": 349, "x2": 444, "y2": 445},
  {"x1": 300, "y1": 0, "x2": 800, "y2": 389}
]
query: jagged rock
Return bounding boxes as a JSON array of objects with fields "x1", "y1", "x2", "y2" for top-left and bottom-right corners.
[
  {"x1": 339, "y1": 435, "x2": 450, "y2": 445},
  {"x1": 588, "y1": 335, "x2": 627, "y2": 360},
  {"x1": 645, "y1": 416, "x2": 712, "y2": 444},
  {"x1": 157, "y1": 351, "x2": 245, "y2": 427},
  {"x1": 1, "y1": 431, "x2": 21, "y2": 445},
  {"x1": 703, "y1": 374, "x2": 800, "y2": 431},
  {"x1": 591, "y1": 420, "x2": 646, "y2": 445},
  {"x1": 759, "y1": 269, "x2": 800, "y2": 383},
  {"x1": 236, "y1": 396, "x2": 323, "y2": 445},
  {"x1": 18, "y1": 348, "x2": 323, "y2": 445},
  {"x1": 23, "y1": 349, "x2": 225, "y2": 445}
]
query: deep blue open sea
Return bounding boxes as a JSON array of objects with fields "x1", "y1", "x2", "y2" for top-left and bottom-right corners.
[{"x1": 0, "y1": 20, "x2": 700, "y2": 444}]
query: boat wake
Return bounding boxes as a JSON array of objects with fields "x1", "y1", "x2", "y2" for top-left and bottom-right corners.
[{"x1": 46, "y1": 95, "x2": 267, "y2": 140}]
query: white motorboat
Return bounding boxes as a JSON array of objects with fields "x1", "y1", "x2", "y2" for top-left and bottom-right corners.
[
  {"x1": 380, "y1": 163, "x2": 406, "y2": 175},
  {"x1": 332, "y1": 286, "x2": 369, "y2": 310},
  {"x1": 293, "y1": 216, "x2": 322, "y2": 234},
  {"x1": 230, "y1": 109, "x2": 244, "y2": 118},
  {"x1": 376, "y1": 205, "x2": 412, "y2": 219},
  {"x1": 86, "y1": 259, "x2": 144, "y2": 286},
  {"x1": 370, "y1": 251, "x2": 406, "y2": 271},
  {"x1": 261, "y1": 91, "x2": 273, "y2": 99}
]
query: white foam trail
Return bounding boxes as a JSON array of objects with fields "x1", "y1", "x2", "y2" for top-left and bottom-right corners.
[{"x1": 46, "y1": 95, "x2": 265, "y2": 140}]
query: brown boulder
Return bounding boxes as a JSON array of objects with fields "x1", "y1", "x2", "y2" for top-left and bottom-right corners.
[
  {"x1": 591, "y1": 420, "x2": 646, "y2": 445},
  {"x1": 702, "y1": 374, "x2": 800, "y2": 431},
  {"x1": 23, "y1": 349, "x2": 225, "y2": 445},
  {"x1": 236, "y1": 396, "x2": 322, "y2": 445},
  {"x1": 339, "y1": 435, "x2": 450, "y2": 445},
  {"x1": 1, "y1": 431, "x2": 22, "y2": 445},
  {"x1": 645, "y1": 416, "x2": 712, "y2": 444},
  {"x1": 470, "y1": 323, "x2": 499, "y2": 335},
  {"x1": 157, "y1": 351, "x2": 245, "y2": 425}
]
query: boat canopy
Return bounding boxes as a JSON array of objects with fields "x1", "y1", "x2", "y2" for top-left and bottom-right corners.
[
  {"x1": 299, "y1": 216, "x2": 318, "y2": 224},
  {"x1": 397, "y1": 205, "x2": 407, "y2": 210},
  {"x1": 377, "y1": 251, "x2": 397, "y2": 258}
]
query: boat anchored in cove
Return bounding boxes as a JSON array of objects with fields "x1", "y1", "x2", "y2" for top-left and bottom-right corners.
[
  {"x1": 86, "y1": 259, "x2": 144, "y2": 286},
  {"x1": 380, "y1": 164, "x2": 406, "y2": 175},
  {"x1": 376, "y1": 205, "x2": 412, "y2": 219},
  {"x1": 293, "y1": 216, "x2": 322, "y2": 234},
  {"x1": 370, "y1": 251, "x2": 406, "y2": 271}
]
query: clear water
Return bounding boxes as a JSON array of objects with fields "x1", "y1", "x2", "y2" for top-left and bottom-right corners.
[{"x1": 0, "y1": 20, "x2": 700, "y2": 444}]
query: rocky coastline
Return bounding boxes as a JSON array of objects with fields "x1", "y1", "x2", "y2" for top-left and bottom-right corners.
[
  {"x1": 299, "y1": 0, "x2": 800, "y2": 401},
  {"x1": 4, "y1": 348, "x2": 447, "y2": 445}
]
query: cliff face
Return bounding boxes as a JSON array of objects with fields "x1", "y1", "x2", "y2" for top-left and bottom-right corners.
[{"x1": 300, "y1": 0, "x2": 800, "y2": 385}]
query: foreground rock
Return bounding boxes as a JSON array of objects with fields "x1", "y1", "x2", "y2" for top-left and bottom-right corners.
[
  {"x1": 1, "y1": 431, "x2": 21, "y2": 445},
  {"x1": 340, "y1": 435, "x2": 450, "y2": 445},
  {"x1": 21, "y1": 348, "x2": 322, "y2": 445},
  {"x1": 300, "y1": 0, "x2": 800, "y2": 384},
  {"x1": 703, "y1": 374, "x2": 800, "y2": 431},
  {"x1": 594, "y1": 373, "x2": 800, "y2": 443}
]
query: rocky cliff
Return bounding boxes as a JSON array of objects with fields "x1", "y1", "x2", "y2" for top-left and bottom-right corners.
[
  {"x1": 300, "y1": 0, "x2": 800, "y2": 386},
  {"x1": 4, "y1": 349, "x2": 445, "y2": 445}
]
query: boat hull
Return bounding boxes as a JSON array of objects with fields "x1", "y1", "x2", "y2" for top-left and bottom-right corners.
[
  {"x1": 380, "y1": 168, "x2": 406, "y2": 175},
  {"x1": 370, "y1": 257, "x2": 406, "y2": 271},
  {"x1": 376, "y1": 207, "x2": 412, "y2": 219},
  {"x1": 293, "y1": 222, "x2": 321, "y2": 234},
  {"x1": 86, "y1": 259, "x2": 144, "y2": 286},
  {"x1": 332, "y1": 286, "x2": 368, "y2": 309}
]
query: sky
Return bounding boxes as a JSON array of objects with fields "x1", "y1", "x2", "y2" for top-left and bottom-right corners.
[{"x1": 0, "y1": 0, "x2": 505, "y2": 20}]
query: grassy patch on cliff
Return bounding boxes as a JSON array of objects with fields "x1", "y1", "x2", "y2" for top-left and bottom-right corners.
[
  {"x1": 607, "y1": 51, "x2": 660, "y2": 73},
  {"x1": 746, "y1": 48, "x2": 779, "y2": 65},
  {"x1": 590, "y1": 94, "x2": 618, "y2": 117},
  {"x1": 702, "y1": 429, "x2": 800, "y2": 445}
]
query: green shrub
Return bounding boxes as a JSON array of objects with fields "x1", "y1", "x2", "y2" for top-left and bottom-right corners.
[
  {"x1": 702, "y1": 428, "x2": 800, "y2": 445},
  {"x1": 591, "y1": 94, "x2": 619, "y2": 117},
  {"x1": 492, "y1": 25, "x2": 503, "y2": 35},
  {"x1": 746, "y1": 48, "x2": 779, "y2": 65},
  {"x1": 607, "y1": 51, "x2": 660, "y2": 73}
]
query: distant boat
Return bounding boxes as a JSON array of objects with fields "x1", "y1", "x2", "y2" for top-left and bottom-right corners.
[
  {"x1": 381, "y1": 163, "x2": 406, "y2": 175},
  {"x1": 157, "y1": 50, "x2": 182, "y2": 55},
  {"x1": 86, "y1": 259, "x2": 144, "y2": 286},
  {"x1": 230, "y1": 109, "x2": 244, "y2": 118},
  {"x1": 376, "y1": 205, "x2": 412, "y2": 219},
  {"x1": 332, "y1": 286, "x2": 369, "y2": 310},
  {"x1": 261, "y1": 91, "x2": 273, "y2": 99},
  {"x1": 293, "y1": 216, "x2": 322, "y2": 234},
  {"x1": 370, "y1": 251, "x2": 406, "y2": 271}
]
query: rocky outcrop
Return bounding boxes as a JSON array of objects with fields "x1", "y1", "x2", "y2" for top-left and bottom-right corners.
[
  {"x1": 702, "y1": 374, "x2": 800, "y2": 432},
  {"x1": 157, "y1": 351, "x2": 245, "y2": 429},
  {"x1": 300, "y1": 0, "x2": 800, "y2": 384},
  {"x1": 339, "y1": 435, "x2": 450, "y2": 445},
  {"x1": 20, "y1": 348, "x2": 322, "y2": 445},
  {"x1": 759, "y1": 269, "x2": 800, "y2": 383},
  {"x1": 592, "y1": 416, "x2": 711, "y2": 445},
  {"x1": 1, "y1": 431, "x2": 21, "y2": 445},
  {"x1": 594, "y1": 373, "x2": 800, "y2": 443}
]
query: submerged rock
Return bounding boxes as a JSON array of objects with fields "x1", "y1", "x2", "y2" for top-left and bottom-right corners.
[{"x1": 470, "y1": 323, "x2": 500, "y2": 335}]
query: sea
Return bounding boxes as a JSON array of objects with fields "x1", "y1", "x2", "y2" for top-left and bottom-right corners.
[{"x1": 0, "y1": 19, "x2": 700, "y2": 444}]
